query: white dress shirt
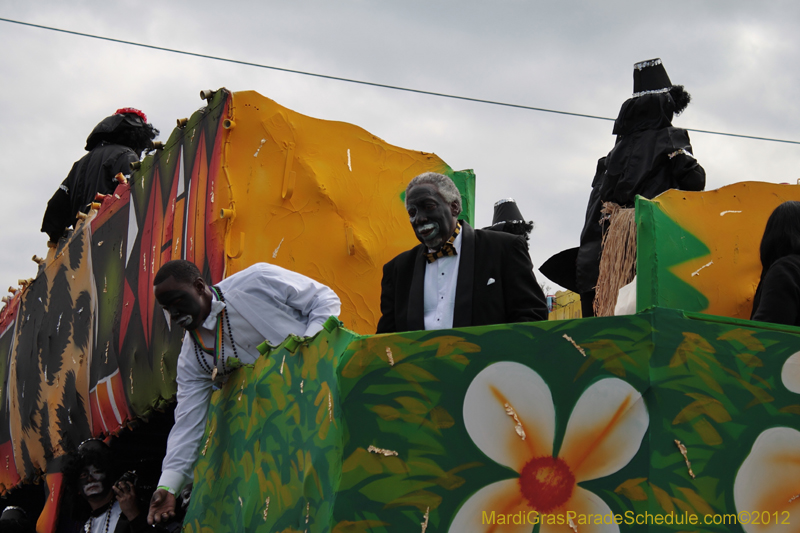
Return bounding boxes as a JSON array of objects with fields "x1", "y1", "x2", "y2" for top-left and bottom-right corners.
[
  {"x1": 158, "y1": 263, "x2": 341, "y2": 494},
  {"x1": 423, "y1": 229, "x2": 462, "y2": 330}
]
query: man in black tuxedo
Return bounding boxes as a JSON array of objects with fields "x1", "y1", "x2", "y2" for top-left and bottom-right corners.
[{"x1": 376, "y1": 172, "x2": 548, "y2": 333}]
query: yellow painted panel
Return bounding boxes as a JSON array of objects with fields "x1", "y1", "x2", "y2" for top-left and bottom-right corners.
[
  {"x1": 648, "y1": 182, "x2": 800, "y2": 319},
  {"x1": 222, "y1": 91, "x2": 457, "y2": 334}
]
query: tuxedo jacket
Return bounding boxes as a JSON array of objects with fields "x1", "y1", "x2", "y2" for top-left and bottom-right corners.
[{"x1": 376, "y1": 221, "x2": 548, "y2": 333}]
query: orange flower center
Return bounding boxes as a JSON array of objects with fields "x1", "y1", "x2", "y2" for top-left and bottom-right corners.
[{"x1": 518, "y1": 456, "x2": 575, "y2": 512}]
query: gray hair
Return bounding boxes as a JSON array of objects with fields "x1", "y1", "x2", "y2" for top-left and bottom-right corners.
[{"x1": 405, "y1": 172, "x2": 462, "y2": 214}]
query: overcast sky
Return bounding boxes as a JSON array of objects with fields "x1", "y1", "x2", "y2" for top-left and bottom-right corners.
[{"x1": 1, "y1": 1, "x2": 798, "y2": 296}]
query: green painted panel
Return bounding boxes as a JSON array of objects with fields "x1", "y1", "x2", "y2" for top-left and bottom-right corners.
[
  {"x1": 636, "y1": 197, "x2": 710, "y2": 313},
  {"x1": 398, "y1": 167, "x2": 476, "y2": 228},
  {"x1": 447, "y1": 168, "x2": 476, "y2": 226},
  {"x1": 185, "y1": 309, "x2": 800, "y2": 532}
]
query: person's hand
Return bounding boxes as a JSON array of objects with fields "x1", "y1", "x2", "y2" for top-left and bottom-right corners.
[
  {"x1": 147, "y1": 489, "x2": 176, "y2": 525},
  {"x1": 113, "y1": 480, "x2": 139, "y2": 521}
]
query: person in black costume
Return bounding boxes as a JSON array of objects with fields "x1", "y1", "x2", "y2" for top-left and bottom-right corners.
[
  {"x1": 0, "y1": 506, "x2": 35, "y2": 533},
  {"x1": 751, "y1": 201, "x2": 800, "y2": 326},
  {"x1": 484, "y1": 198, "x2": 535, "y2": 248},
  {"x1": 575, "y1": 58, "x2": 706, "y2": 316},
  {"x1": 41, "y1": 108, "x2": 159, "y2": 244},
  {"x1": 66, "y1": 439, "x2": 155, "y2": 533}
]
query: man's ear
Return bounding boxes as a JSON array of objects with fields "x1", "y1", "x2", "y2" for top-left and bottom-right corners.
[
  {"x1": 451, "y1": 201, "x2": 460, "y2": 217},
  {"x1": 193, "y1": 277, "x2": 206, "y2": 294}
]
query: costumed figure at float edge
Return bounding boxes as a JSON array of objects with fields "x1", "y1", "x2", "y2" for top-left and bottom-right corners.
[
  {"x1": 751, "y1": 201, "x2": 800, "y2": 326},
  {"x1": 376, "y1": 172, "x2": 547, "y2": 334},
  {"x1": 483, "y1": 198, "x2": 535, "y2": 248},
  {"x1": 41, "y1": 108, "x2": 159, "y2": 244},
  {"x1": 575, "y1": 58, "x2": 706, "y2": 317},
  {"x1": 147, "y1": 260, "x2": 341, "y2": 525},
  {"x1": 67, "y1": 439, "x2": 155, "y2": 533},
  {"x1": 0, "y1": 506, "x2": 35, "y2": 533}
]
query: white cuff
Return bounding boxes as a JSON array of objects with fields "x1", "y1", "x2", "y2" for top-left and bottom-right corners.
[
  {"x1": 303, "y1": 319, "x2": 326, "y2": 338},
  {"x1": 158, "y1": 470, "x2": 187, "y2": 495}
]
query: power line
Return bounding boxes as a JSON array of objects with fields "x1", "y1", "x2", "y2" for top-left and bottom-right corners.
[{"x1": 2, "y1": 16, "x2": 799, "y2": 146}]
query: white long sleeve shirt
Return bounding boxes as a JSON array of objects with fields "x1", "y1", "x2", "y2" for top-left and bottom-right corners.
[
  {"x1": 84, "y1": 501, "x2": 122, "y2": 533},
  {"x1": 158, "y1": 263, "x2": 341, "y2": 493}
]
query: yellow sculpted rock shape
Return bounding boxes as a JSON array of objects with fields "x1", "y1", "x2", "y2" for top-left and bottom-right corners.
[{"x1": 222, "y1": 91, "x2": 474, "y2": 333}]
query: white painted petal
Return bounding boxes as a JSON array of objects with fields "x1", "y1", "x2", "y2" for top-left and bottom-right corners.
[
  {"x1": 463, "y1": 362, "x2": 555, "y2": 472},
  {"x1": 448, "y1": 478, "x2": 533, "y2": 533},
  {"x1": 734, "y1": 427, "x2": 800, "y2": 533},
  {"x1": 540, "y1": 487, "x2": 619, "y2": 533},
  {"x1": 559, "y1": 378, "x2": 648, "y2": 482},
  {"x1": 781, "y1": 351, "x2": 800, "y2": 393}
]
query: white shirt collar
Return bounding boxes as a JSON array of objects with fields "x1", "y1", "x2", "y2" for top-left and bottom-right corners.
[
  {"x1": 201, "y1": 291, "x2": 227, "y2": 330},
  {"x1": 453, "y1": 226, "x2": 463, "y2": 254}
]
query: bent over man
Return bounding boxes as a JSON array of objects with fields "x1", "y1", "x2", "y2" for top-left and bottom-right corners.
[{"x1": 147, "y1": 260, "x2": 340, "y2": 524}]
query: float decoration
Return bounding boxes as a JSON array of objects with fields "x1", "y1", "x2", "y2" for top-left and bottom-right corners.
[
  {"x1": 187, "y1": 308, "x2": 800, "y2": 532},
  {"x1": 0, "y1": 89, "x2": 474, "y2": 531},
  {"x1": 636, "y1": 182, "x2": 800, "y2": 318}
]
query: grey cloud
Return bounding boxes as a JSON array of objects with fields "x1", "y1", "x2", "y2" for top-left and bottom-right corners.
[{"x1": 0, "y1": 0, "x2": 798, "y2": 294}]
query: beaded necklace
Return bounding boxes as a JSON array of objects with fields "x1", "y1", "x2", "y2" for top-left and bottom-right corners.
[
  {"x1": 189, "y1": 286, "x2": 238, "y2": 381},
  {"x1": 84, "y1": 502, "x2": 113, "y2": 533}
]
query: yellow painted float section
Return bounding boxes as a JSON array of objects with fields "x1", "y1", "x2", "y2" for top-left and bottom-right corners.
[
  {"x1": 645, "y1": 182, "x2": 800, "y2": 319},
  {"x1": 549, "y1": 290, "x2": 582, "y2": 320},
  {"x1": 220, "y1": 91, "x2": 464, "y2": 334}
]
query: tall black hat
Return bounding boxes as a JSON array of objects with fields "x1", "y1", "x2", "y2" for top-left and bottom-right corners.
[
  {"x1": 632, "y1": 58, "x2": 673, "y2": 97},
  {"x1": 491, "y1": 198, "x2": 525, "y2": 227}
]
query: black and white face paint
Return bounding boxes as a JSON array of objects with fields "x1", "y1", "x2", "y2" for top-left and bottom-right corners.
[
  {"x1": 406, "y1": 184, "x2": 457, "y2": 251},
  {"x1": 79, "y1": 465, "x2": 108, "y2": 498},
  {"x1": 154, "y1": 277, "x2": 206, "y2": 331}
]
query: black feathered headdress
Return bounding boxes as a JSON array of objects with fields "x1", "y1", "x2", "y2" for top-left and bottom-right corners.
[{"x1": 85, "y1": 108, "x2": 150, "y2": 151}]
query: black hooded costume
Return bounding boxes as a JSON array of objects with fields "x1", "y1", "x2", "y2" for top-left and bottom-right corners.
[
  {"x1": 574, "y1": 58, "x2": 705, "y2": 316},
  {"x1": 41, "y1": 110, "x2": 155, "y2": 243}
]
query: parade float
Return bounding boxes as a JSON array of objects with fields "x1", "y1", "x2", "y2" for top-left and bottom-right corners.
[{"x1": 1, "y1": 88, "x2": 799, "y2": 532}]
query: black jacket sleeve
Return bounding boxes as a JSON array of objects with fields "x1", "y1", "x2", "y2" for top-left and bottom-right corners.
[
  {"x1": 376, "y1": 260, "x2": 397, "y2": 334},
  {"x1": 575, "y1": 157, "x2": 607, "y2": 294},
  {"x1": 100, "y1": 150, "x2": 138, "y2": 195},
  {"x1": 41, "y1": 178, "x2": 72, "y2": 242},
  {"x1": 672, "y1": 150, "x2": 706, "y2": 192},
  {"x1": 503, "y1": 236, "x2": 549, "y2": 323},
  {"x1": 751, "y1": 257, "x2": 800, "y2": 327}
]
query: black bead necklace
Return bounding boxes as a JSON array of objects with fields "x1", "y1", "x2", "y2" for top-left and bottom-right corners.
[{"x1": 190, "y1": 286, "x2": 238, "y2": 379}]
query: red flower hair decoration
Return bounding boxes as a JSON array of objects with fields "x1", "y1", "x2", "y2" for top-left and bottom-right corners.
[{"x1": 114, "y1": 107, "x2": 148, "y2": 123}]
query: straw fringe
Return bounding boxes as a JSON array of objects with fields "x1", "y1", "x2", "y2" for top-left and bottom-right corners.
[{"x1": 594, "y1": 202, "x2": 637, "y2": 317}]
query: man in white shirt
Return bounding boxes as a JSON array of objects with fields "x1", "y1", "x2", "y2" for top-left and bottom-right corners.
[
  {"x1": 147, "y1": 260, "x2": 340, "y2": 525},
  {"x1": 376, "y1": 172, "x2": 547, "y2": 333}
]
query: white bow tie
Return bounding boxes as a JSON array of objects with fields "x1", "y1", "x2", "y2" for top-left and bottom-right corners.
[{"x1": 201, "y1": 299, "x2": 227, "y2": 330}]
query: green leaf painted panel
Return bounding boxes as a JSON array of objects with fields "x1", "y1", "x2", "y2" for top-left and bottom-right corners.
[{"x1": 185, "y1": 308, "x2": 800, "y2": 532}]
